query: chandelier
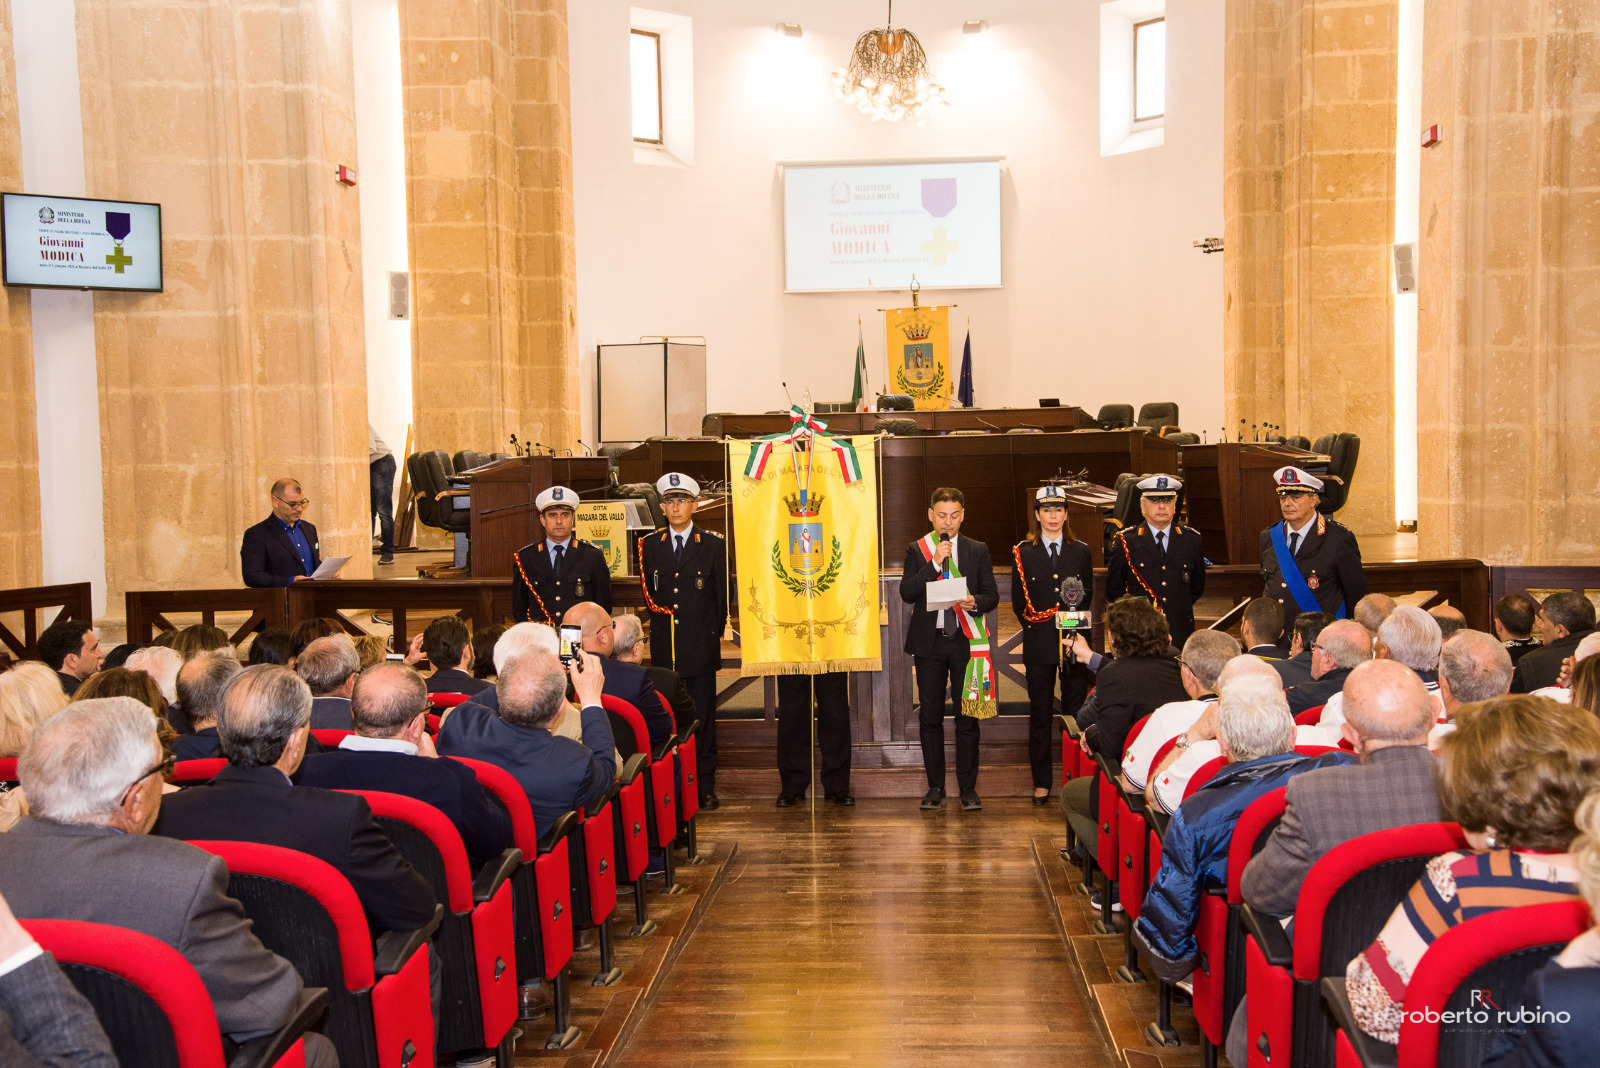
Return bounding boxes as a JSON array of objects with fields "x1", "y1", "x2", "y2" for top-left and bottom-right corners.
[{"x1": 831, "y1": 1, "x2": 948, "y2": 124}]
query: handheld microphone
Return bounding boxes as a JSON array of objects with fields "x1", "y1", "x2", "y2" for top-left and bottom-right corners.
[
  {"x1": 1059, "y1": 577, "x2": 1085, "y2": 609},
  {"x1": 1057, "y1": 576, "x2": 1091, "y2": 656},
  {"x1": 939, "y1": 532, "x2": 951, "y2": 578}
]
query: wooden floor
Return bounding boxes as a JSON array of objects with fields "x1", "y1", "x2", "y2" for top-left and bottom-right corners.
[{"x1": 610, "y1": 799, "x2": 1116, "y2": 1068}]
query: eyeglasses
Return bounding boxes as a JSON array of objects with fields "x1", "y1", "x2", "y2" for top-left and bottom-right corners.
[
  {"x1": 117, "y1": 754, "x2": 177, "y2": 808},
  {"x1": 274, "y1": 496, "x2": 311, "y2": 509}
]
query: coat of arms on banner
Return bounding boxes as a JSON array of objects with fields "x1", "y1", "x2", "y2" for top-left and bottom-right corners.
[{"x1": 885, "y1": 305, "x2": 951, "y2": 410}]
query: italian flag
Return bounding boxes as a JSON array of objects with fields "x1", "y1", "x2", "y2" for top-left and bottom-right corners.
[
  {"x1": 744, "y1": 438, "x2": 777, "y2": 480},
  {"x1": 832, "y1": 438, "x2": 863, "y2": 484}
]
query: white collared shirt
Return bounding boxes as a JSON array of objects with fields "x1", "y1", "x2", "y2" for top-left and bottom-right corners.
[
  {"x1": 338, "y1": 734, "x2": 420, "y2": 757},
  {"x1": 1285, "y1": 515, "x2": 1316, "y2": 551},
  {"x1": 669, "y1": 523, "x2": 695, "y2": 553}
]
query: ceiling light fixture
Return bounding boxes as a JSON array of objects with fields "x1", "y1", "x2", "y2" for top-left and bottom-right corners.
[
  {"x1": 831, "y1": 1, "x2": 948, "y2": 124},
  {"x1": 962, "y1": 19, "x2": 988, "y2": 34},
  {"x1": 776, "y1": 22, "x2": 803, "y2": 38}
]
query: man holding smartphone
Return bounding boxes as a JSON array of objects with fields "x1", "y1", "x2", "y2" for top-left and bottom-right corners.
[
  {"x1": 512, "y1": 485, "x2": 612, "y2": 624},
  {"x1": 638, "y1": 473, "x2": 727, "y2": 810}
]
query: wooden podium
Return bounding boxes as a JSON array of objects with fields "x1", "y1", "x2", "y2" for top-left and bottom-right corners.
[
  {"x1": 1180, "y1": 442, "x2": 1324, "y2": 565},
  {"x1": 459, "y1": 456, "x2": 610, "y2": 578}
]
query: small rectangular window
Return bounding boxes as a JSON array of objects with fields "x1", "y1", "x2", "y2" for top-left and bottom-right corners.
[
  {"x1": 1133, "y1": 18, "x2": 1166, "y2": 123},
  {"x1": 630, "y1": 30, "x2": 663, "y2": 144}
]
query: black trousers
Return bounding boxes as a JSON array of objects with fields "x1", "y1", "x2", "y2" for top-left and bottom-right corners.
[
  {"x1": 684, "y1": 672, "x2": 717, "y2": 793},
  {"x1": 915, "y1": 636, "x2": 981, "y2": 793},
  {"x1": 369, "y1": 453, "x2": 396, "y2": 554},
  {"x1": 776, "y1": 672, "x2": 852, "y2": 796},
  {"x1": 1024, "y1": 662, "x2": 1067, "y2": 790}
]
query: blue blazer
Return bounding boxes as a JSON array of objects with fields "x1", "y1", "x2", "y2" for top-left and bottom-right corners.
[
  {"x1": 599, "y1": 658, "x2": 673, "y2": 748},
  {"x1": 1485, "y1": 959, "x2": 1600, "y2": 1067},
  {"x1": 435, "y1": 702, "x2": 617, "y2": 834},
  {"x1": 297, "y1": 748, "x2": 513, "y2": 866},
  {"x1": 241, "y1": 516, "x2": 320, "y2": 588}
]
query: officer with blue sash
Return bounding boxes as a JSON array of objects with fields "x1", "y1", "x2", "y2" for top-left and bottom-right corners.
[{"x1": 1259, "y1": 466, "x2": 1367, "y2": 633}]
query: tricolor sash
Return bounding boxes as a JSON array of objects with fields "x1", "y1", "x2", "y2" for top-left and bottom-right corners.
[{"x1": 918, "y1": 533, "x2": 998, "y2": 719}]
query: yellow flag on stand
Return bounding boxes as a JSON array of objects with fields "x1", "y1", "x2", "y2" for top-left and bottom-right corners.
[{"x1": 885, "y1": 304, "x2": 952, "y2": 411}]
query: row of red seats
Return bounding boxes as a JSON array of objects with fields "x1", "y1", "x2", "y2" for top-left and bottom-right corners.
[{"x1": 1058, "y1": 714, "x2": 1589, "y2": 1068}]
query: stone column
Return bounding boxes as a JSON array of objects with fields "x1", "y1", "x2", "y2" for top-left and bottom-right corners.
[
  {"x1": 1417, "y1": 0, "x2": 1600, "y2": 564},
  {"x1": 75, "y1": 0, "x2": 370, "y2": 601},
  {"x1": 399, "y1": 0, "x2": 579, "y2": 458},
  {"x1": 0, "y1": 0, "x2": 41, "y2": 589},
  {"x1": 1224, "y1": 0, "x2": 1398, "y2": 537}
]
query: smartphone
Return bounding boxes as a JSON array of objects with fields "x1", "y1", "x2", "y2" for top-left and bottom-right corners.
[{"x1": 558, "y1": 624, "x2": 583, "y2": 666}]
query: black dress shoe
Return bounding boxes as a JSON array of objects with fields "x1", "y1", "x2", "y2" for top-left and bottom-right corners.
[
  {"x1": 920, "y1": 788, "x2": 945, "y2": 810},
  {"x1": 775, "y1": 792, "x2": 801, "y2": 807},
  {"x1": 960, "y1": 791, "x2": 983, "y2": 811},
  {"x1": 825, "y1": 791, "x2": 856, "y2": 807},
  {"x1": 1033, "y1": 792, "x2": 1050, "y2": 806},
  {"x1": 699, "y1": 793, "x2": 720, "y2": 810}
]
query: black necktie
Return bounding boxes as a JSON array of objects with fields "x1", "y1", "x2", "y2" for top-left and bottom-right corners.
[
  {"x1": 1049, "y1": 543, "x2": 1060, "y2": 569},
  {"x1": 1156, "y1": 531, "x2": 1167, "y2": 557},
  {"x1": 553, "y1": 543, "x2": 565, "y2": 577},
  {"x1": 1288, "y1": 531, "x2": 1300, "y2": 557},
  {"x1": 674, "y1": 534, "x2": 684, "y2": 560}
]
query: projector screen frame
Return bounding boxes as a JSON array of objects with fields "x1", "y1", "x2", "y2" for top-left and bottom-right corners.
[
  {"x1": 1, "y1": 191, "x2": 165, "y2": 293},
  {"x1": 778, "y1": 154, "x2": 1006, "y2": 295}
]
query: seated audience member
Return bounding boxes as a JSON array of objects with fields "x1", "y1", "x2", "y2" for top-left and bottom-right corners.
[
  {"x1": 150, "y1": 630, "x2": 179, "y2": 650},
  {"x1": 1513, "y1": 591, "x2": 1597, "y2": 693},
  {"x1": 562, "y1": 602, "x2": 673, "y2": 748},
  {"x1": 1121, "y1": 630, "x2": 1240, "y2": 795},
  {"x1": 298, "y1": 662, "x2": 511, "y2": 865},
  {"x1": 1353, "y1": 593, "x2": 1397, "y2": 638},
  {"x1": 72, "y1": 669, "x2": 180, "y2": 759},
  {"x1": 1271, "y1": 611, "x2": 1332, "y2": 690},
  {"x1": 288, "y1": 617, "x2": 341, "y2": 664},
  {"x1": 1132, "y1": 677, "x2": 1353, "y2": 981},
  {"x1": 1571, "y1": 656, "x2": 1600, "y2": 716},
  {"x1": 612, "y1": 613, "x2": 695, "y2": 735},
  {"x1": 36, "y1": 619, "x2": 102, "y2": 697},
  {"x1": 295, "y1": 635, "x2": 360, "y2": 730},
  {"x1": 100, "y1": 642, "x2": 145, "y2": 670},
  {"x1": 352, "y1": 634, "x2": 388, "y2": 672},
  {"x1": 421, "y1": 616, "x2": 492, "y2": 697},
  {"x1": 1494, "y1": 592, "x2": 1543, "y2": 664},
  {"x1": 155, "y1": 666, "x2": 436, "y2": 935},
  {"x1": 436, "y1": 647, "x2": 616, "y2": 833},
  {"x1": 1484, "y1": 791, "x2": 1600, "y2": 1068},
  {"x1": 246, "y1": 628, "x2": 293, "y2": 667},
  {"x1": 1346, "y1": 695, "x2": 1600, "y2": 1044},
  {"x1": 1283, "y1": 619, "x2": 1372, "y2": 714},
  {"x1": 1430, "y1": 629, "x2": 1514, "y2": 748},
  {"x1": 0, "y1": 663, "x2": 70, "y2": 831},
  {"x1": 1427, "y1": 604, "x2": 1467, "y2": 641},
  {"x1": 1530, "y1": 632, "x2": 1600, "y2": 703},
  {"x1": 172, "y1": 624, "x2": 234, "y2": 662},
  {"x1": 1318, "y1": 606, "x2": 1442, "y2": 730},
  {"x1": 125, "y1": 645, "x2": 182, "y2": 708},
  {"x1": 0, "y1": 698, "x2": 336, "y2": 1066},
  {"x1": 471, "y1": 625, "x2": 507, "y2": 681},
  {"x1": 170, "y1": 654, "x2": 241, "y2": 761},
  {"x1": 1061, "y1": 597, "x2": 1188, "y2": 850},
  {"x1": 0, "y1": 886, "x2": 116, "y2": 1066},
  {"x1": 1240, "y1": 598, "x2": 1286, "y2": 658}
]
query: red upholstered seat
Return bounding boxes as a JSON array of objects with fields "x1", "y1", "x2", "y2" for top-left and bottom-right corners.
[
  {"x1": 429, "y1": 692, "x2": 471, "y2": 709},
  {"x1": 602, "y1": 694, "x2": 679, "y2": 894},
  {"x1": 169, "y1": 758, "x2": 227, "y2": 786},
  {"x1": 1294, "y1": 704, "x2": 1326, "y2": 726},
  {"x1": 659, "y1": 688, "x2": 701, "y2": 857},
  {"x1": 0, "y1": 756, "x2": 16, "y2": 782},
  {"x1": 311, "y1": 728, "x2": 353, "y2": 748}
]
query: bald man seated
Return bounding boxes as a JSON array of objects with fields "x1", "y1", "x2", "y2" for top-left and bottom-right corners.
[
  {"x1": 297, "y1": 662, "x2": 513, "y2": 866},
  {"x1": 1283, "y1": 618, "x2": 1373, "y2": 714},
  {"x1": 562, "y1": 602, "x2": 674, "y2": 751}
]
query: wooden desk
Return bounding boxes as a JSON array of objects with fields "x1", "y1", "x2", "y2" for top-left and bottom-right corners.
[
  {"x1": 460, "y1": 456, "x2": 610, "y2": 578},
  {"x1": 704, "y1": 406, "x2": 1096, "y2": 438},
  {"x1": 1179, "y1": 442, "x2": 1325, "y2": 565},
  {"x1": 616, "y1": 440, "x2": 726, "y2": 490}
]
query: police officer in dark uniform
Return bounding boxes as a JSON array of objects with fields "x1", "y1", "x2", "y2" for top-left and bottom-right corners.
[
  {"x1": 775, "y1": 672, "x2": 854, "y2": 808},
  {"x1": 1105, "y1": 474, "x2": 1208, "y2": 645},
  {"x1": 511, "y1": 485, "x2": 613, "y2": 624},
  {"x1": 1011, "y1": 485, "x2": 1095, "y2": 805},
  {"x1": 639, "y1": 473, "x2": 728, "y2": 809},
  {"x1": 1259, "y1": 466, "x2": 1367, "y2": 633}
]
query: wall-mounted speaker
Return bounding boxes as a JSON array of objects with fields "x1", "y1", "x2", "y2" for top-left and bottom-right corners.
[
  {"x1": 387, "y1": 271, "x2": 409, "y2": 320},
  {"x1": 1393, "y1": 242, "x2": 1417, "y2": 294}
]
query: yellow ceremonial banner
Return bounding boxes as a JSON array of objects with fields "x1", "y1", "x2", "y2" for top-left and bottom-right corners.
[
  {"x1": 885, "y1": 304, "x2": 952, "y2": 411},
  {"x1": 730, "y1": 435, "x2": 881, "y2": 676},
  {"x1": 575, "y1": 501, "x2": 630, "y2": 576}
]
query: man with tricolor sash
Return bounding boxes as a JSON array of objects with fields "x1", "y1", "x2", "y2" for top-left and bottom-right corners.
[
  {"x1": 899, "y1": 487, "x2": 999, "y2": 812},
  {"x1": 1259, "y1": 466, "x2": 1367, "y2": 634}
]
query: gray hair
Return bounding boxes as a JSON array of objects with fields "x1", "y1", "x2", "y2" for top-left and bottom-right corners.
[
  {"x1": 295, "y1": 635, "x2": 359, "y2": 696},
  {"x1": 175, "y1": 653, "x2": 242, "y2": 728},
  {"x1": 1183, "y1": 631, "x2": 1242, "y2": 692},
  {"x1": 495, "y1": 651, "x2": 568, "y2": 730},
  {"x1": 351, "y1": 662, "x2": 429, "y2": 737},
  {"x1": 613, "y1": 614, "x2": 645, "y2": 658},
  {"x1": 125, "y1": 646, "x2": 183, "y2": 704},
  {"x1": 1216, "y1": 653, "x2": 1282, "y2": 693},
  {"x1": 1438, "y1": 630, "x2": 1513, "y2": 705},
  {"x1": 1319, "y1": 619, "x2": 1375, "y2": 670},
  {"x1": 1343, "y1": 658, "x2": 1435, "y2": 742},
  {"x1": 1379, "y1": 605, "x2": 1443, "y2": 673},
  {"x1": 493, "y1": 623, "x2": 558, "y2": 674},
  {"x1": 1354, "y1": 593, "x2": 1398, "y2": 635},
  {"x1": 218, "y1": 665, "x2": 312, "y2": 768},
  {"x1": 1217, "y1": 676, "x2": 1296, "y2": 762},
  {"x1": 20, "y1": 698, "x2": 159, "y2": 825}
]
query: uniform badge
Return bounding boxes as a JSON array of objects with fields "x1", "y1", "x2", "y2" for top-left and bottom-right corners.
[
  {"x1": 575, "y1": 579, "x2": 586, "y2": 597},
  {"x1": 1308, "y1": 576, "x2": 1319, "y2": 590},
  {"x1": 696, "y1": 577, "x2": 704, "y2": 590}
]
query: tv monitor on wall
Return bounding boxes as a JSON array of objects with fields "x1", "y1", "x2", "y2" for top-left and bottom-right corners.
[{"x1": 2, "y1": 192, "x2": 163, "y2": 292}]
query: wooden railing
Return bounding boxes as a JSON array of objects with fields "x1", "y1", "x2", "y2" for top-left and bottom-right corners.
[
  {"x1": 1490, "y1": 566, "x2": 1600, "y2": 602},
  {"x1": 124, "y1": 588, "x2": 288, "y2": 645},
  {"x1": 0, "y1": 583, "x2": 93, "y2": 658}
]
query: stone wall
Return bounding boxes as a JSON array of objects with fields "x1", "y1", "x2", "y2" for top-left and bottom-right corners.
[
  {"x1": 75, "y1": 0, "x2": 370, "y2": 599},
  {"x1": 0, "y1": 0, "x2": 41, "y2": 589},
  {"x1": 1417, "y1": 0, "x2": 1600, "y2": 565}
]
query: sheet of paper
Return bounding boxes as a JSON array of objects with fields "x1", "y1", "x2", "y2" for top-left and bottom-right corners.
[
  {"x1": 925, "y1": 576, "x2": 968, "y2": 612},
  {"x1": 310, "y1": 556, "x2": 350, "y2": 580}
]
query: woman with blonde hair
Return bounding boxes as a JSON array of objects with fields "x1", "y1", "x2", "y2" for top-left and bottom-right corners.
[
  {"x1": 171, "y1": 624, "x2": 234, "y2": 661},
  {"x1": 1346, "y1": 695, "x2": 1600, "y2": 1043},
  {"x1": 0, "y1": 662, "x2": 71, "y2": 830}
]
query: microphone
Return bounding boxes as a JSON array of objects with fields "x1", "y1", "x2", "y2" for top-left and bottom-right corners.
[
  {"x1": 939, "y1": 532, "x2": 951, "y2": 578},
  {"x1": 1059, "y1": 577, "x2": 1085, "y2": 610},
  {"x1": 509, "y1": 433, "x2": 523, "y2": 456}
]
